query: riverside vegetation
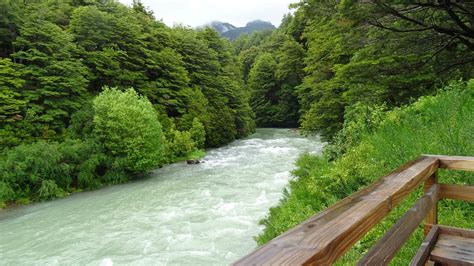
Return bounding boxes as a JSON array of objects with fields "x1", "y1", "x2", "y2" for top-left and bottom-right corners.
[
  {"x1": 0, "y1": 0, "x2": 255, "y2": 207},
  {"x1": 1, "y1": 0, "x2": 474, "y2": 263},
  {"x1": 239, "y1": 1, "x2": 474, "y2": 264}
]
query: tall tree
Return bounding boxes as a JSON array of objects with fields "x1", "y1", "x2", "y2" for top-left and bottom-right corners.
[{"x1": 13, "y1": 11, "x2": 88, "y2": 137}]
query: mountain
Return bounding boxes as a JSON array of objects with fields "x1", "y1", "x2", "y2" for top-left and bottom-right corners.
[
  {"x1": 205, "y1": 21, "x2": 237, "y2": 35},
  {"x1": 203, "y1": 20, "x2": 276, "y2": 40}
]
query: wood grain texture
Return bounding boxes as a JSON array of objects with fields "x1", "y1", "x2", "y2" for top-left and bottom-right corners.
[
  {"x1": 430, "y1": 233, "x2": 474, "y2": 265},
  {"x1": 425, "y1": 155, "x2": 474, "y2": 171},
  {"x1": 410, "y1": 226, "x2": 440, "y2": 266},
  {"x1": 439, "y1": 184, "x2": 474, "y2": 202},
  {"x1": 357, "y1": 184, "x2": 439, "y2": 266},
  {"x1": 439, "y1": 225, "x2": 474, "y2": 239},
  {"x1": 424, "y1": 174, "x2": 438, "y2": 235},
  {"x1": 233, "y1": 156, "x2": 439, "y2": 266}
]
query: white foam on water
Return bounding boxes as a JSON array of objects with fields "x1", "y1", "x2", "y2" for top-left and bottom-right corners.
[
  {"x1": 100, "y1": 258, "x2": 113, "y2": 266},
  {"x1": 0, "y1": 129, "x2": 324, "y2": 265},
  {"x1": 255, "y1": 191, "x2": 268, "y2": 205}
]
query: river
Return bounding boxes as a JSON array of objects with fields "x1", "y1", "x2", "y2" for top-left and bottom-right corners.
[{"x1": 0, "y1": 128, "x2": 323, "y2": 265}]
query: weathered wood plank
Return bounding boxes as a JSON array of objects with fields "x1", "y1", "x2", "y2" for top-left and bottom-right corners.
[
  {"x1": 233, "y1": 156, "x2": 439, "y2": 266},
  {"x1": 425, "y1": 155, "x2": 474, "y2": 171},
  {"x1": 410, "y1": 226, "x2": 440, "y2": 266},
  {"x1": 439, "y1": 184, "x2": 474, "y2": 202},
  {"x1": 424, "y1": 174, "x2": 438, "y2": 235},
  {"x1": 439, "y1": 225, "x2": 474, "y2": 239},
  {"x1": 430, "y1": 233, "x2": 474, "y2": 265},
  {"x1": 357, "y1": 184, "x2": 439, "y2": 266}
]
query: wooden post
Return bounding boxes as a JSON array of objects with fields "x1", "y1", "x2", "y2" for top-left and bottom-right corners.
[{"x1": 424, "y1": 172, "x2": 438, "y2": 235}]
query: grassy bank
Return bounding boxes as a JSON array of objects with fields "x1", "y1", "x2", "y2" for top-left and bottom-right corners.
[{"x1": 256, "y1": 80, "x2": 474, "y2": 264}]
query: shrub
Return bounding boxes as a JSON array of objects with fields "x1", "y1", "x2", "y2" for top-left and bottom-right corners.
[
  {"x1": 189, "y1": 118, "x2": 205, "y2": 149},
  {"x1": 67, "y1": 103, "x2": 95, "y2": 139},
  {"x1": 257, "y1": 80, "x2": 474, "y2": 264},
  {"x1": 0, "y1": 181, "x2": 13, "y2": 202},
  {"x1": 93, "y1": 87, "x2": 164, "y2": 172},
  {"x1": 0, "y1": 141, "x2": 70, "y2": 201},
  {"x1": 169, "y1": 129, "x2": 195, "y2": 158},
  {"x1": 38, "y1": 180, "x2": 65, "y2": 200}
]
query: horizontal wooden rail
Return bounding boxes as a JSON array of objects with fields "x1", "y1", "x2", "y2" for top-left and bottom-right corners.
[
  {"x1": 357, "y1": 184, "x2": 439, "y2": 265},
  {"x1": 233, "y1": 156, "x2": 439, "y2": 265},
  {"x1": 439, "y1": 184, "x2": 474, "y2": 202},
  {"x1": 235, "y1": 155, "x2": 474, "y2": 265},
  {"x1": 426, "y1": 155, "x2": 474, "y2": 171}
]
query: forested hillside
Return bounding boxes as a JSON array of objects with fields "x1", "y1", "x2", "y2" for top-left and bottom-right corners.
[
  {"x1": 249, "y1": 1, "x2": 474, "y2": 264},
  {"x1": 0, "y1": 0, "x2": 254, "y2": 206},
  {"x1": 236, "y1": 1, "x2": 474, "y2": 134}
]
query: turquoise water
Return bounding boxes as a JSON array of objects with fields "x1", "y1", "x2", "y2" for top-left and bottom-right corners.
[{"x1": 0, "y1": 129, "x2": 323, "y2": 265}]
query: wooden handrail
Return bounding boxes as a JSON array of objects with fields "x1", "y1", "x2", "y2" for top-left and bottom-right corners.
[
  {"x1": 234, "y1": 155, "x2": 474, "y2": 265},
  {"x1": 427, "y1": 155, "x2": 474, "y2": 171},
  {"x1": 357, "y1": 184, "x2": 439, "y2": 265}
]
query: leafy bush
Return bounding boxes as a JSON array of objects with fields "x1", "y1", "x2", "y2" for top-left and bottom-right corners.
[
  {"x1": 38, "y1": 180, "x2": 65, "y2": 200},
  {"x1": 169, "y1": 129, "x2": 195, "y2": 158},
  {"x1": 257, "y1": 80, "x2": 474, "y2": 264},
  {"x1": 189, "y1": 118, "x2": 206, "y2": 149},
  {"x1": 324, "y1": 102, "x2": 388, "y2": 160},
  {"x1": 0, "y1": 181, "x2": 13, "y2": 202},
  {"x1": 0, "y1": 141, "x2": 69, "y2": 201},
  {"x1": 93, "y1": 87, "x2": 164, "y2": 172}
]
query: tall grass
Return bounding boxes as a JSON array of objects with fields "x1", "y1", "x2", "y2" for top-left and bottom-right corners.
[{"x1": 256, "y1": 80, "x2": 474, "y2": 264}]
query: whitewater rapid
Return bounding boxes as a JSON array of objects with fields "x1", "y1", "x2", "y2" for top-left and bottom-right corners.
[{"x1": 0, "y1": 128, "x2": 323, "y2": 265}]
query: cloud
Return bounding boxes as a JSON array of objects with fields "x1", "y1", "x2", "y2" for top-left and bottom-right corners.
[{"x1": 119, "y1": 0, "x2": 294, "y2": 27}]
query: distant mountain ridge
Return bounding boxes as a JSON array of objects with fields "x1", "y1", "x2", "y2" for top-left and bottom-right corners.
[
  {"x1": 206, "y1": 21, "x2": 237, "y2": 34},
  {"x1": 202, "y1": 20, "x2": 276, "y2": 40}
]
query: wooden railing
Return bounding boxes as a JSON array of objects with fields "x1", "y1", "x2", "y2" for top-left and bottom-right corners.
[{"x1": 233, "y1": 155, "x2": 474, "y2": 265}]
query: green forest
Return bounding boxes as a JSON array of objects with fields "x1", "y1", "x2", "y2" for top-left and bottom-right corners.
[
  {"x1": 0, "y1": 0, "x2": 257, "y2": 205},
  {"x1": 237, "y1": 1, "x2": 474, "y2": 264},
  {"x1": 0, "y1": 0, "x2": 473, "y2": 264}
]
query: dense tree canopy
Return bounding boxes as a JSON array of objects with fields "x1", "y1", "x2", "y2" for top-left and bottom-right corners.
[
  {"x1": 0, "y1": 0, "x2": 254, "y2": 206},
  {"x1": 0, "y1": 0, "x2": 255, "y2": 151},
  {"x1": 237, "y1": 0, "x2": 474, "y2": 139}
]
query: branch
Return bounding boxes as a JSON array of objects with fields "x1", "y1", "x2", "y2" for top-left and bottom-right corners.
[
  {"x1": 443, "y1": 1, "x2": 474, "y2": 38},
  {"x1": 436, "y1": 57, "x2": 474, "y2": 75},
  {"x1": 374, "y1": 2, "x2": 474, "y2": 50},
  {"x1": 370, "y1": 20, "x2": 432, "y2": 33}
]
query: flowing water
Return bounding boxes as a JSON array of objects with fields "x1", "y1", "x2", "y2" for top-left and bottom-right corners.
[{"x1": 0, "y1": 128, "x2": 324, "y2": 265}]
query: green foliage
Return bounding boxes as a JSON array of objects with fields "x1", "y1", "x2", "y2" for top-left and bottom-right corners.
[
  {"x1": 189, "y1": 118, "x2": 206, "y2": 149},
  {"x1": 257, "y1": 81, "x2": 474, "y2": 264},
  {"x1": 0, "y1": 58, "x2": 25, "y2": 122},
  {"x1": 38, "y1": 180, "x2": 65, "y2": 201},
  {"x1": 249, "y1": 53, "x2": 278, "y2": 125},
  {"x1": 13, "y1": 9, "x2": 89, "y2": 136},
  {"x1": 0, "y1": 141, "x2": 69, "y2": 201},
  {"x1": 241, "y1": 31, "x2": 303, "y2": 127},
  {"x1": 239, "y1": 1, "x2": 474, "y2": 140},
  {"x1": 93, "y1": 87, "x2": 164, "y2": 172},
  {"x1": 0, "y1": 0, "x2": 255, "y2": 207},
  {"x1": 0, "y1": 58, "x2": 28, "y2": 149},
  {"x1": 187, "y1": 149, "x2": 206, "y2": 160},
  {"x1": 0, "y1": 181, "x2": 14, "y2": 202},
  {"x1": 169, "y1": 129, "x2": 195, "y2": 158},
  {"x1": 205, "y1": 105, "x2": 237, "y2": 147},
  {"x1": 324, "y1": 103, "x2": 387, "y2": 160}
]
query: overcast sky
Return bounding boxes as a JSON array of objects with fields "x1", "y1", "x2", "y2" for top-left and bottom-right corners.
[{"x1": 119, "y1": 0, "x2": 295, "y2": 27}]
